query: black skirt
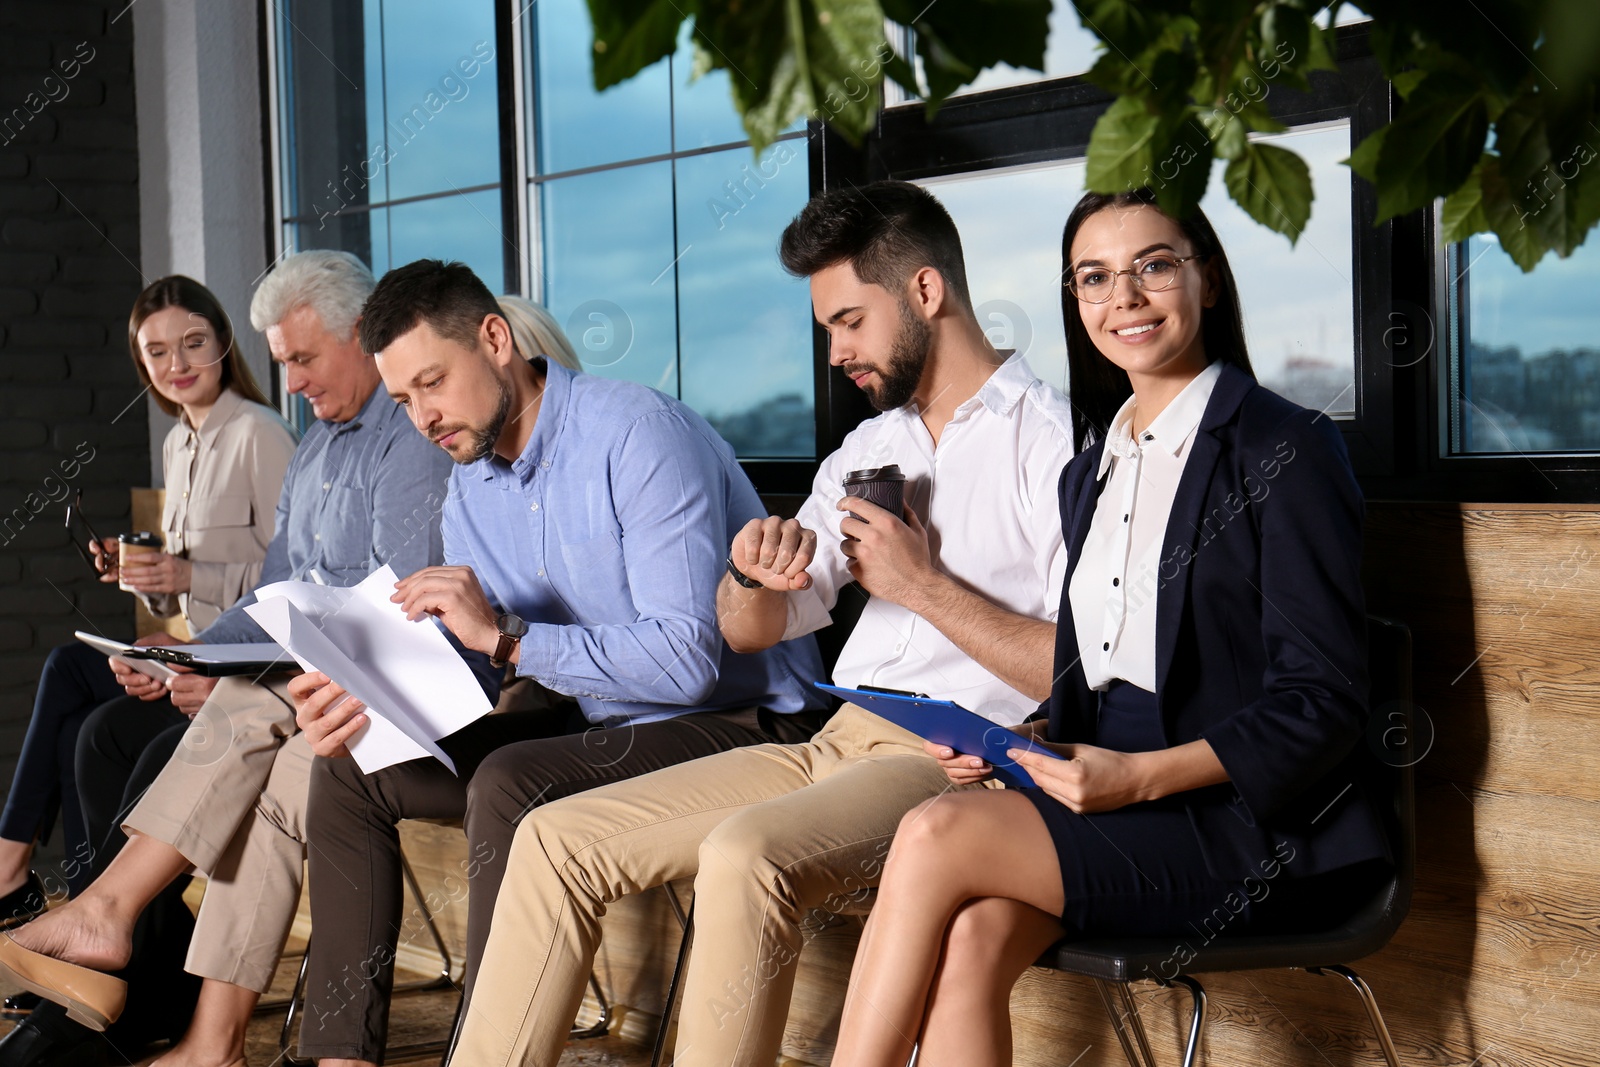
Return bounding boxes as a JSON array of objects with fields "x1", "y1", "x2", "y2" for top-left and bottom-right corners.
[{"x1": 1020, "y1": 680, "x2": 1387, "y2": 936}]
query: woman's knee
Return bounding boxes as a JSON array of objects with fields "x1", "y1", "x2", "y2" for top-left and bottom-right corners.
[{"x1": 884, "y1": 796, "x2": 964, "y2": 871}]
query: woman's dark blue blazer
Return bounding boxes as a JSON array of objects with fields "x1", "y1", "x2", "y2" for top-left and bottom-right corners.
[{"x1": 1046, "y1": 363, "x2": 1391, "y2": 882}]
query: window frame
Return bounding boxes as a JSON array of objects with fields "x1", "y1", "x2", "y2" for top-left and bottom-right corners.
[{"x1": 259, "y1": 11, "x2": 1600, "y2": 503}]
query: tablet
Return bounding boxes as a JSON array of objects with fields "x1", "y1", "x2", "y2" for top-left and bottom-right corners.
[
  {"x1": 816, "y1": 683, "x2": 1061, "y2": 789},
  {"x1": 76, "y1": 632, "x2": 293, "y2": 677}
]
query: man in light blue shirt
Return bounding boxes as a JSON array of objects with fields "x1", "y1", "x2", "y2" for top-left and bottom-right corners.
[{"x1": 284, "y1": 260, "x2": 827, "y2": 1065}]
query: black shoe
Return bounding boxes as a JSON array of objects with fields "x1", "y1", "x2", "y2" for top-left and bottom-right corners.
[
  {"x1": 0, "y1": 1001, "x2": 108, "y2": 1067},
  {"x1": 1, "y1": 993, "x2": 41, "y2": 1018},
  {"x1": 0, "y1": 873, "x2": 47, "y2": 932}
]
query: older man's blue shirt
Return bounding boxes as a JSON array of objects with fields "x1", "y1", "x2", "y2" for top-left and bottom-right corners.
[
  {"x1": 195, "y1": 384, "x2": 454, "y2": 644},
  {"x1": 444, "y1": 361, "x2": 825, "y2": 726}
]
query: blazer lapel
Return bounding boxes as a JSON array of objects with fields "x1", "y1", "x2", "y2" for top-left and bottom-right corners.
[
  {"x1": 1054, "y1": 441, "x2": 1106, "y2": 742},
  {"x1": 1153, "y1": 366, "x2": 1255, "y2": 700}
]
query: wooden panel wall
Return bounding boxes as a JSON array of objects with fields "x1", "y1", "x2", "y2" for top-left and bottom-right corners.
[{"x1": 376, "y1": 503, "x2": 1600, "y2": 1066}]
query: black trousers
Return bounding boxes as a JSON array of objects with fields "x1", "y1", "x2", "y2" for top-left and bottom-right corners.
[
  {"x1": 0, "y1": 642, "x2": 126, "y2": 894},
  {"x1": 296, "y1": 705, "x2": 823, "y2": 1063}
]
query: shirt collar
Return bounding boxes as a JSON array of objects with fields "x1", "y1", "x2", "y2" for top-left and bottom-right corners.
[
  {"x1": 185, "y1": 386, "x2": 245, "y2": 444},
  {"x1": 330, "y1": 382, "x2": 394, "y2": 437},
  {"x1": 891, "y1": 350, "x2": 1033, "y2": 425},
  {"x1": 1095, "y1": 360, "x2": 1223, "y2": 478},
  {"x1": 468, "y1": 357, "x2": 571, "y2": 482},
  {"x1": 966, "y1": 350, "x2": 1033, "y2": 417}
]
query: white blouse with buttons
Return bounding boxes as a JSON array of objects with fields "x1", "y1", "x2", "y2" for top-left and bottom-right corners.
[{"x1": 1068, "y1": 360, "x2": 1222, "y2": 693}]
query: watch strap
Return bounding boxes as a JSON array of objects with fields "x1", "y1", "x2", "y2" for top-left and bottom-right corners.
[{"x1": 726, "y1": 556, "x2": 764, "y2": 590}]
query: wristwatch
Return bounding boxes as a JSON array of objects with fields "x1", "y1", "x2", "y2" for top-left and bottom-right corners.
[
  {"x1": 726, "y1": 556, "x2": 764, "y2": 590},
  {"x1": 490, "y1": 612, "x2": 529, "y2": 668}
]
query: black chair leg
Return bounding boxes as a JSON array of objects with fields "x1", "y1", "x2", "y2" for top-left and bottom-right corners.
[
  {"x1": 1310, "y1": 965, "x2": 1402, "y2": 1067},
  {"x1": 651, "y1": 885, "x2": 694, "y2": 1067}
]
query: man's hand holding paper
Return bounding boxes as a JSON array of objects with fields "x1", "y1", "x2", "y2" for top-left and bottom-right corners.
[
  {"x1": 390, "y1": 565, "x2": 503, "y2": 659},
  {"x1": 292, "y1": 672, "x2": 367, "y2": 758},
  {"x1": 244, "y1": 564, "x2": 494, "y2": 773}
]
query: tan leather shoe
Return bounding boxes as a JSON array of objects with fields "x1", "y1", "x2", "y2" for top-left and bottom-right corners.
[{"x1": 0, "y1": 934, "x2": 126, "y2": 1031}]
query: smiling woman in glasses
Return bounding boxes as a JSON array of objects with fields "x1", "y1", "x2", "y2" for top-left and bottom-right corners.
[
  {"x1": 830, "y1": 188, "x2": 1394, "y2": 1067},
  {"x1": 0, "y1": 277, "x2": 296, "y2": 947}
]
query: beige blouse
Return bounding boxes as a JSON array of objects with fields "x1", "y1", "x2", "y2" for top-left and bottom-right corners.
[{"x1": 141, "y1": 387, "x2": 299, "y2": 631}]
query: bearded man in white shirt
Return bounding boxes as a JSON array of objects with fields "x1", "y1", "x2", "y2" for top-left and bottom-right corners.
[{"x1": 453, "y1": 180, "x2": 1076, "y2": 1067}]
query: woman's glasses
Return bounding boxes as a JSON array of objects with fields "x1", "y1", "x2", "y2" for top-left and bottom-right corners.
[{"x1": 1065, "y1": 253, "x2": 1207, "y2": 304}]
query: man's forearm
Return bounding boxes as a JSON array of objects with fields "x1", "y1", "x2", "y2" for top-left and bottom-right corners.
[
  {"x1": 905, "y1": 574, "x2": 1055, "y2": 702},
  {"x1": 716, "y1": 573, "x2": 790, "y2": 653}
]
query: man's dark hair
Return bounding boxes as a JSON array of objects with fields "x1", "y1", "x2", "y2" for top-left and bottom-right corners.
[
  {"x1": 359, "y1": 259, "x2": 503, "y2": 356},
  {"x1": 778, "y1": 181, "x2": 971, "y2": 309}
]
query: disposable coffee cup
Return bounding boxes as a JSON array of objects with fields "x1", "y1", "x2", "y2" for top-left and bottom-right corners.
[
  {"x1": 842, "y1": 464, "x2": 906, "y2": 521},
  {"x1": 117, "y1": 531, "x2": 163, "y2": 592}
]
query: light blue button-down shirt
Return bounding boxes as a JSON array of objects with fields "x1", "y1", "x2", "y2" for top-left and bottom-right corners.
[
  {"x1": 443, "y1": 361, "x2": 826, "y2": 726},
  {"x1": 195, "y1": 384, "x2": 455, "y2": 644}
]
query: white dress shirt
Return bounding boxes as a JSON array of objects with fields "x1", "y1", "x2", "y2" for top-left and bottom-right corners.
[
  {"x1": 1069, "y1": 361, "x2": 1222, "y2": 692},
  {"x1": 782, "y1": 353, "x2": 1075, "y2": 727}
]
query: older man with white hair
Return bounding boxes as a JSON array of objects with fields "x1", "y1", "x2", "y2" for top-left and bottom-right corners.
[{"x1": 0, "y1": 250, "x2": 454, "y2": 1067}]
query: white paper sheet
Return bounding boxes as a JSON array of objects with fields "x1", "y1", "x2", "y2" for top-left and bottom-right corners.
[{"x1": 244, "y1": 566, "x2": 493, "y2": 773}]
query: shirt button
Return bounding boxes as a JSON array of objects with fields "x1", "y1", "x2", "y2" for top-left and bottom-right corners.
[
  {"x1": 1112, "y1": 577, "x2": 1119, "y2": 587},
  {"x1": 182, "y1": 490, "x2": 189, "y2": 498},
  {"x1": 1123, "y1": 514, "x2": 1129, "y2": 523},
  {"x1": 536, "y1": 568, "x2": 545, "y2": 577},
  {"x1": 323, "y1": 482, "x2": 331, "y2": 490},
  {"x1": 314, "y1": 533, "x2": 321, "y2": 541},
  {"x1": 530, "y1": 503, "x2": 539, "y2": 512},
  {"x1": 1102, "y1": 641, "x2": 1110, "y2": 651},
  {"x1": 541, "y1": 460, "x2": 551, "y2": 469}
]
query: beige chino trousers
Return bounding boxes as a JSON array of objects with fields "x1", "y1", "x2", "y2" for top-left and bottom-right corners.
[
  {"x1": 122, "y1": 674, "x2": 311, "y2": 992},
  {"x1": 457, "y1": 705, "x2": 975, "y2": 1067}
]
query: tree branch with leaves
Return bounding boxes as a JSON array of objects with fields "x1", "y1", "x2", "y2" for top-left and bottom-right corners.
[{"x1": 584, "y1": 0, "x2": 1600, "y2": 269}]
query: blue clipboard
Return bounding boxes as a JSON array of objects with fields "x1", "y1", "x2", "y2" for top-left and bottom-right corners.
[{"x1": 817, "y1": 683, "x2": 1061, "y2": 789}]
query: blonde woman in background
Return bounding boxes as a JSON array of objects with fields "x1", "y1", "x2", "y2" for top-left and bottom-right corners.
[{"x1": 496, "y1": 293, "x2": 583, "y2": 372}]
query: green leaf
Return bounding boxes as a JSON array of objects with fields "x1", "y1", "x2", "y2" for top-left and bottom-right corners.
[
  {"x1": 1260, "y1": 4, "x2": 1310, "y2": 67},
  {"x1": 883, "y1": 0, "x2": 1051, "y2": 107},
  {"x1": 1439, "y1": 157, "x2": 1491, "y2": 243},
  {"x1": 1479, "y1": 154, "x2": 1549, "y2": 271},
  {"x1": 1390, "y1": 69, "x2": 1426, "y2": 99},
  {"x1": 1488, "y1": 93, "x2": 1600, "y2": 260},
  {"x1": 1303, "y1": 21, "x2": 1338, "y2": 73},
  {"x1": 1085, "y1": 95, "x2": 1164, "y2": 193},
  {"x1": 691, "y1": 0, "x2": 891, "y2": 150},
  {"x1": 1202, "y1": 107, "x2": 1249, "y2": 160},
  {"x1": 586, "y1": 0, "x2": 687, "y2": 91},
  {"x1": 1072, "y1": 0, "x2": 1160, "y2": 60},
  {"x1": 1372, "y1": 71, "x2": 1490, "y2": 222},
  {"x1": 1224, "y1": 140, "x2": 1313, "y2": 243},
  {"x1": 1345, "y1": 125, "x2": 1386, "y2": 184},
  {"x1": 1149, "y1": 117, "x2": 1216, "y2": 220}
]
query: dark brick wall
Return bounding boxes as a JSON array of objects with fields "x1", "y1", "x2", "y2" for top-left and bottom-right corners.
[{"x1": 0, "y1": 1, "x2": 148, "y2": 839}]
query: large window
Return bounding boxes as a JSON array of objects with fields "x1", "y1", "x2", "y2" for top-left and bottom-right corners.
[
  {"x1": 1449, "y1": 237, "x2": 1600, "y2": 454},
  {"x1": 524, "y1": 0, "x2": 814, "y2": 460},
  {"x1": 274, "y1": 0, "x2": 508, "y2": 291}
]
